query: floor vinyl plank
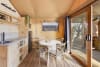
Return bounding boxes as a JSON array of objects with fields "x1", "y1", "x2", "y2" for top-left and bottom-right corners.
[{"x1": 19, "y1": 48, "x2": 82, "y2": 67}]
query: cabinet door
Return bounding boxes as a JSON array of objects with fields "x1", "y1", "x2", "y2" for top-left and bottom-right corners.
[
  {"x1": 7, "y1": 42, "x2": 19, "y2": 67},
  {"x1": 0, "y1": 46, "x2": 7, "y2": 67}
]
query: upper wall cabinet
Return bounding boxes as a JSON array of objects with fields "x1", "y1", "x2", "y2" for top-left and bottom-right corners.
[
  {"x1": 0, "y1": 0, "x2": 20, "y2": 18},
  {"x1": 0, "y1": 12, "x2": 19, "y2": 25}
]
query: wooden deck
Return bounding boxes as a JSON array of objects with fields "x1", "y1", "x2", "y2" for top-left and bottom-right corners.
[{"x1": 19, "y1": 48, "x2": 82, "y2": 67}]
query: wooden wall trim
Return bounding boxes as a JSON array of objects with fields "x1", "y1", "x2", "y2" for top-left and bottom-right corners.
[{"x1": 86, "y1": 6, "x2": 92, "y2": 67}]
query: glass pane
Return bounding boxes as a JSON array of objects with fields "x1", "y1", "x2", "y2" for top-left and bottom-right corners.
[
  {"x1": 71, "y1": 12, "x2": 87, "y2": 64},
  {"x1": 92, "y1": 0, "x2": 100, "y2": 67}
]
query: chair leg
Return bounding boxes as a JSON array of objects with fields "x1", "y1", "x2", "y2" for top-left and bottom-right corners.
[{"x1": 47, "y1": 51, "x2": 49, "y2": 67}]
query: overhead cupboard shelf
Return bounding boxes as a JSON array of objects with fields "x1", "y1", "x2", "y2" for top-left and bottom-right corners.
[
  {"x1": 0, "y1": 19, "x2": 19, "y2": 25},
  {"x1": 0, "y1": 0, "x2": 20, "y2": 18},
  {"x1": 0, "y1": 12, "x2": 19, "y2": 25}
]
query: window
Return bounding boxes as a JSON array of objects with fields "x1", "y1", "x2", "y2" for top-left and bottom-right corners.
[{"x1": 42, "y1": 22, "x2": 58, "y2": 31}]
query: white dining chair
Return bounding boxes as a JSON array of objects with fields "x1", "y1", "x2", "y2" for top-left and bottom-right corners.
[{"x1": 56, "y1": 42, "x2": 66, "y2": 56}]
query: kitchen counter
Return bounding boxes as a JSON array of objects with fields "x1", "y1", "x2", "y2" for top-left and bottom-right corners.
[
  {"x1": 0, "y1": 37, "x2": 28, "y2": 46},
  {"x1": 0, "y1": 37, "x2": 28, "y2": 67}
]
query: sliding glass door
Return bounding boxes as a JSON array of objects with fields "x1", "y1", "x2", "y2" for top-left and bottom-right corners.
[
  {"x1": 71, "y1": 12, "x2": 87, "y2": 62},
  {"x1": 92, "y1": 0, "x2": 100, "y2": 67},
  {"x1": 70, "y1": 6, "x2": 92, "y2": 67}
]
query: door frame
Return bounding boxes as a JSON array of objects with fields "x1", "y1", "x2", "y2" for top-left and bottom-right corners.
[{"x1": 69, "y1": 5, "x2": 92, "y2": 67}]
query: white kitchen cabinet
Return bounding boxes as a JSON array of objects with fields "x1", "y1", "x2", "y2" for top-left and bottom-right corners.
[
  {"x1": 0, "y1": 38, "x2": 28, "y2": 67},
  {"x1": 0, "y1": 0, "x2": 20, "y2": 18},
  {"x1": 7, "y1": 41, "x2": 19, "y2": 67}
]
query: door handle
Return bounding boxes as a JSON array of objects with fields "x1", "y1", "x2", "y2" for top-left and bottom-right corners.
[{"x1": 86, "y1": 34, "x2": 91, "y2": 41}]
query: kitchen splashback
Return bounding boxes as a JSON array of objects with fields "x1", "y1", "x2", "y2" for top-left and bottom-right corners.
[
  {"x1": 0, "y1": 32, "x2": 19, "y2": 41},
  {"x1": 0, "y1": 24, "x2": 18, "y2": 32},
  {"x1": 5, "y1": 32, "x2": 19, "y2": 40},
  {"x1": 0, "y1": 23, "x2": 19, "y2": 41}
]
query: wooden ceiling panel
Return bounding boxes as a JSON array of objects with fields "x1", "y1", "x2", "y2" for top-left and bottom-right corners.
[
  {"x1": 10, "y1": 0, "x2": 35, "y2": 17},
  {"x1": 10, "y1": 0, "x2": 74, "y2": 19},
  {"x1": 68, "y1": 0, "x2": 95, "y2": 15},
  {"x1": 10, "y1": 0, "x2": 94, "y2": 20},
  {"x1": 51, "y1": 0, "x2": 74, "y2": 15},
  {"x1": 30, "y1": 0, "x2": 58, "y2": 18}
]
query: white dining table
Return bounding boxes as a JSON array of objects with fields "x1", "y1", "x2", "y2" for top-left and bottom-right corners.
[
  {"x1": 39, "y1": 40, "x2": 61, "y2": 67},
  {"x1": 39, "y1": 40, "x2": 61, "y2": 51}
]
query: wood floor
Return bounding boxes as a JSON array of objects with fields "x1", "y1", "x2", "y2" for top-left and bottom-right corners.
[
  {"x1": 19, "y1": 48, "x2": 82, "y2": 67},
  {"x1": 19, "y1": 48, "x2": 47, "y2": 67}
]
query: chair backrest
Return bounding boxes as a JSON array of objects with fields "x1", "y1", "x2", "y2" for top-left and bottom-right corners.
[{"x1": 61, "y1": 42, "x2": 66, "y2": 49}]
